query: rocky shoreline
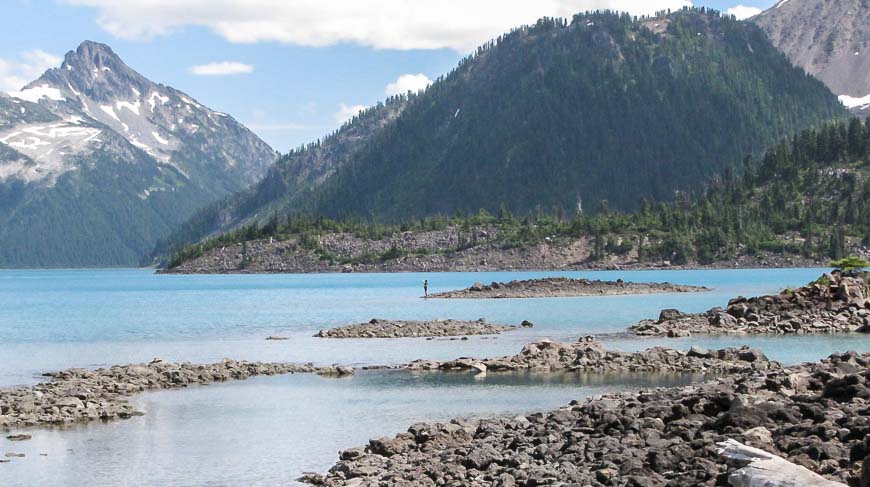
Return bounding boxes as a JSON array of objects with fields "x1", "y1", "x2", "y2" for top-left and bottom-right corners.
[
  {"x1": 405, "y1": 337, "x2": 772, "y2": 375},
  {"x1": 0, "y1": 359, "x2": 354, "y2": 429},
  {"x1": 315, "y1": 318, "x2": 520, "y2": 338},
  {"x1": 631, "y1": 273, "x2": 870, "y2": 337},
  {"x1": 158, "y1": 226, "x2": 850, "y2": 275},
  {"x1": 429, "y1": 277, "x2": 709, "y2": 299},
  {"x1": 305, "y1": 350, "x2": 870, "y2": 486}
]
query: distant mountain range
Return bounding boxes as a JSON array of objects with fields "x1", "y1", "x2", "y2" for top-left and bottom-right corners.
[
  {"x1": 157, "y1": 8, "x2": 846, "y2": 258},
  {"x1": 754, "y1": 0, "x2": 870, "y2": 115},
  {"x1": 0, "y1": 41, "x2": 276, "y2": 267}
]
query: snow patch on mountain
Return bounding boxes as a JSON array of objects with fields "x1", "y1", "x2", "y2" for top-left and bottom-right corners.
[
  {"x1": 148, "y1": 91, "x2": 169, "y2": 111},
  {"x1": 115, "y1": 100, "x2": 141, "y2": 116},
  {"x1": 9, "y1": 85, "x2": 65, "y2": 104},
  {"x1": 840, "y1": 93, "x2": 870, "y2": 109},
  {"x1": 152, "y1": 131, "x2": 168, "y2": 145},
  {"x1": 0, "y1": 121, "x2": 101, "y2": 184}
]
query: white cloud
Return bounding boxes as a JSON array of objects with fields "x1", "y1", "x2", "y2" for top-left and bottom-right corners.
[
  {"x1": 190, "y1": 61, "x2": 253, "y2": 76},
  {"x1": 65, "y1": 0, "x2": 693, "y2": 52},
  {"x1": 0, "y1": 49, "x2": 62, "y2": 93},
  {"x1": 726, "y1": 5, "x2": 762, "y2": 20},
  {"x1": 385, "y1": 73, "x2": 432, "y2": 96},
  {"x1": 335, "y1": 103, "x2": 368, "y2": 124}
]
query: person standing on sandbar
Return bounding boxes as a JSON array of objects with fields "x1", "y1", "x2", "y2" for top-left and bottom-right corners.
[{"x1": 423, "y1": 279, "x2": 429, "y2": 298}]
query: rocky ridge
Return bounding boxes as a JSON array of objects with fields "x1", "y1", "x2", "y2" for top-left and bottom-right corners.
[
  {"x1": 0, "y1": 41, "x2": 276, "y2": 267},
  {"x1": 315, "y1": 318, "x2": 519, "y2": 339},
  {"x1": 632, "y1": 273, "x2": 870, "y2": 337},
  {"x1": 405, "y1": 337, "x2": 773, "y2": 375},
  {"x1": 430, "y1": 277, "x2": 709, "y2": 299},
  {"x1": 305, "y1": 350, "x2": 870, "y2": 486},
  {"x1": 0, "y1": 359, "x2": 353, "y2": 429}
]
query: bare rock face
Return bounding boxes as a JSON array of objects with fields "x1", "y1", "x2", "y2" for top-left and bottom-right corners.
[
  {"x1": 631, "y1": 273, "x2": 870, "y2": 336},
  {"x1": 430, "y1": 277, "x2": 709, "y2": 299},
  {"x1": 315, "y1": 318, "x2": 517, "y2": 338},
  {"x1": 308, "y1": 351, "x2": 870, "y2": 486},
  {"x1": 754, "y1": 0, "x2": 870, "y2": 114}
]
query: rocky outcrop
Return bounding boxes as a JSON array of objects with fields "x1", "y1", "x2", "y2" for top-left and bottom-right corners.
[
  {"x1": 430, "y1": 277, "x2": 709, "y2": 299},
  {"x1": 160, "y1": 224, "x2": 839, "y2": 275},
  {"x1": 306, "y1": 351, "x2": 870, "y2": 486},
  {"x1": 0, "y1": 359, "x2": 349, "y2": 429},
  {"x1": 406, "y1": 337, "x2": 773, "y2": 375},
  {"x1": 632, "y1": 273, "x2": 870, "y2": 337},
  {"x1": 315, "y1": 318, "x2": 517, "y2": 339}
]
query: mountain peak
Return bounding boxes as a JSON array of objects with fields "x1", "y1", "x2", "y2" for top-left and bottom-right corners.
[
  {"x1": 28, "y1": 40, "x2": 149, "y2": 103},
  {"x1": 64, "y1": 40, "x2": 124, "y2": 71}
]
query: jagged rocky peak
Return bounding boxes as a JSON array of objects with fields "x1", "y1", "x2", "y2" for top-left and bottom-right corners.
[
  {"x1": 36, "y1": 41, "x2": 150, "y2": 102},
  {"x1": 0, "y1": 40, "x2": 278, "y2": 267}
]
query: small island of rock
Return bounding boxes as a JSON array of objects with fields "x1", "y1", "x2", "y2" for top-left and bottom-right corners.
[
  {"x1": 314, "y1": 318, "x2": 519, "y2": 338},
  {"x1": 429, "y1": 277, "x2": 709, "y2": 299}
]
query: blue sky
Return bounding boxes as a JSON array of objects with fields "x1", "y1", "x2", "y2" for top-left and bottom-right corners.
[{"x1": 2, "y1": 0, "x2": 777, "y2": 152}]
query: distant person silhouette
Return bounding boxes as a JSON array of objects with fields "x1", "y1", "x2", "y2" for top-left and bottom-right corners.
[{"x1": 423, "y1": 279, "x2": 429, "y2": 298}]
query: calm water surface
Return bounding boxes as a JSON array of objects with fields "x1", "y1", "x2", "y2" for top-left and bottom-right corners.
[{"x1": 1, "y1": 268, "x2": 869, "y2": 486}]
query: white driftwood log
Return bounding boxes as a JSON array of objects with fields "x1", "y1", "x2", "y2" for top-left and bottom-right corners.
[{"x1": 717, "y1": 439, "x2": 847, "y2": 487}]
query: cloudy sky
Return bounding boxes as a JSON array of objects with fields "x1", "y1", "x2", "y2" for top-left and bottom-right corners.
[{"x1": 2, "y1": 0, "x2": 776, "y2": 151}]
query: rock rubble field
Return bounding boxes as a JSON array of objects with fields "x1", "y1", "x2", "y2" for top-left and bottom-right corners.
[
  {"x1": 406, "y1": 337, "x2": 772, "y2": 375},
  {"x1": 305, "y1": 350, "x2": 870, "y2": 486},
  {"x1": 0, "y1": 359, "x2": 354, "y2": 429},
  {"x1": 632, "y1": 273, "x2": 870, "y2": 337},
  {"x1": 315, "y1": 319, "x2": 519, "y2": 338}
]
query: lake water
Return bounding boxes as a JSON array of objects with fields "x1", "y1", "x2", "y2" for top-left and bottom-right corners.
[{"x1": 2, "y1": 267, "x2": 869, "y2": 486}]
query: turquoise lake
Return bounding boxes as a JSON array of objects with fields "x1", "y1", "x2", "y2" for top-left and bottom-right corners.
[{"x1": 1, "y1": 267, "x2": 869, "y2": 486}]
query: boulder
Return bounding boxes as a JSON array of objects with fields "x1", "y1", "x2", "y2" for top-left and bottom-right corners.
[{"x1": 658, "y1": 309, "x2": 684, "y2": 322}]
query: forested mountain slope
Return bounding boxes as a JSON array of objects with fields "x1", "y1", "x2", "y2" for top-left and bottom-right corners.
[
  {"x1": 162, "y1": 118, "x2": 870, "y2": 273},
  {"x1": 160, "y1": 8, "x2": 846, "y2": 259}
]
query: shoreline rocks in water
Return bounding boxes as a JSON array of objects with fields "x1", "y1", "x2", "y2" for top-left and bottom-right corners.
[
  {"x1": 0, "y1": 360, "x2": 352, "y2": 429},
  {"x1": 429, "y1": 277, "x2": 709, "y2": 299},
  {"x1": 305, "y1": 351, "x2": 870, "y2": 486},
  {"x1": 406, "y1": 337, "x2": 773, "y2": 374},
  {"x1": 632, "y1": 272, "x2": 870, "y2": 337},
  {"x1": 315, "y1": 318, "x2": 518, "y2": 339}
]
